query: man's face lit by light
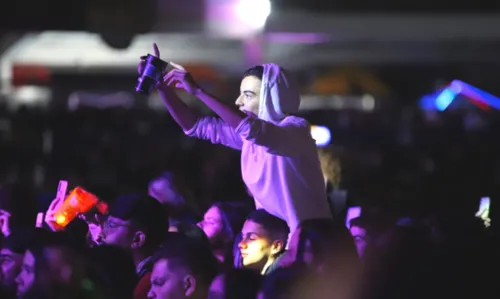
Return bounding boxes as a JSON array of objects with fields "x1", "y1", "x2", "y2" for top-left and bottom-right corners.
[{"x1": 238, "y1": 220, "x2": 277, "y2": 271}]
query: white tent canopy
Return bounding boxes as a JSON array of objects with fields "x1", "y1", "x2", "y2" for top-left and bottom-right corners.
[{"x1": 2, "y1": 13, "x2": 500, "y2": 96}]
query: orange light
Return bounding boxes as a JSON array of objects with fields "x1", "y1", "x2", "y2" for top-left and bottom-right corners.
[{"x1": 56, "y1": 215, "x2": 67, "y2": 225}]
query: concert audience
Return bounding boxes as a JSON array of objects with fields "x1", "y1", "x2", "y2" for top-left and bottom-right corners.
[{"x1": 1, "y1": 53, "x2": 500, "y2": 299}]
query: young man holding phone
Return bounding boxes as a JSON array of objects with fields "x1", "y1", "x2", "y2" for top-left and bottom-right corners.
[{"x1": 139, "y1": 44, "x2": 332, "y2": 238}]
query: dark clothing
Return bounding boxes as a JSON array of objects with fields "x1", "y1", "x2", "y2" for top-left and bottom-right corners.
[
  {"x1": 134, "y1": 256, "x2": 153, "y2": 299},
  {"x1": 327, "y1": 187, "x2": 348, "y2": 219},
  {"x1": 263, "y1": 253, "x2": 286, "y2": 275}
]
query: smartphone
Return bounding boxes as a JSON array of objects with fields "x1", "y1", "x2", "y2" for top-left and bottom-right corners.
[
  {"x1": 56, "y1": 180, "x2": 68, "y2": 202},
  {"x1": 35, "y1": 212, "x2": 44, "y2": 227}
]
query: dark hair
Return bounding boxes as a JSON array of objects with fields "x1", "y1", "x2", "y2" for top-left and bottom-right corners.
[
  {"x1": 245, "y1": 209, "x2": 289, "y2": 241},
  {"x1": 22, "y1": 242, "x2": 89, "y2": 299},
  {"x1": 176, "y1": 223, "x2": 211, "y2": 249},
  {"x1": 154, "y1": 233, "x2": 220, "y2": 288},
  {"x1": 242, "y1": 66, "x2": 264, "y2": 80},
  {"x1": 109, "y1": 194, "x2": 169, "y2": 249},
  {"x1": 211, "y1": 202, "x2": 246, "y2": 242},
  {"x1": 2, "y1": 228, "x2": 39, "y2": 254}
]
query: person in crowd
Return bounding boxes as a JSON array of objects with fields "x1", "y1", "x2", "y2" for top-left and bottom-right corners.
[
  {"x1": 148, "y1": 233, "x2": 219, "y2": 299},
  {"x1": 208, "y1": 268, "x2": 262, "y2": 299},
  {"x1": 0, "y1": 229, "x2": 35, "y2": 299},
  {"x1": 175, "y1": 223, "x2": 211, "y2": 248},
  {"x1": 15, "y1": 237, "x2": 91, "y2": 299},
  {"x1": 99, "y1": 194, "x2": 169, "y2": 299},
  {"x1": 238, "y1": 209, "x2": 289, "y2": 275},
  {"x1": 148, "y1": 171, "x2": 199, "y2": 230},
  {"x1": 139, "y1": 44, "x2": 332, "y2": 239},
  {"x1": 197, "y1": 202, "x2": 246, "y2": 265}
]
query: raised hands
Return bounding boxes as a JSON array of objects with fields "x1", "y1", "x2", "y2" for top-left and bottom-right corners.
[
  {"x1": 162, "y1": 61, "x2": 201, "y2": 95},
  {"x1": 44, "y1": 197, "x2": 65, "y2": 232},
  {"x1": 138, "y1": 43, "x2": 201, "y2": 95}
]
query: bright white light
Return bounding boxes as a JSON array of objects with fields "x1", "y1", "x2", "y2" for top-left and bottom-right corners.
[
  {"x1": 9, "y1": 86, "x2": 51, "y2": 104},
  {"x1": 310, "y1": 125, "x2": 331, "y2": 147},
  {"x1": 361, "y1": 94, "x2": 375, "y2": 111},
  {"x1": 235, "y1": 0, "x2": 271, "y2": 31}
]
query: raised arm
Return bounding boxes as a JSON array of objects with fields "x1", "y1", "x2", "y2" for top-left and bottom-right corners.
[
  {"x1": 164, "y1": 62, "x2": 247, "y2": 129},
  {"x1": 162, "y1": 63, "x2": 312, "y2": 155},
  {"x1": 138, "y1": 44, "x2": 242, "y2": 149},
  {"x1": 138, "y1": 44, "x2": 198, "y2": 132},
  {"x1": 158, "y1": 84, "x2": 243, "y2": 150},
  {"x1": 157, "y1": 85, "x2": 198, "y2": 131},
  {"x1": 235, "y1": 115, "x2": 315, "y2": 157}
]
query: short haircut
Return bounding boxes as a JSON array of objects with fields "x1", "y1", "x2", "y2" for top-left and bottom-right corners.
[
  {"x1": 153, "y1": 233, "x2": 220, "y2": 287},
  {"x1": 242, "y1": 66, "x2": 264, "y2": 80},
  {"x1": 2, "y1": 228, "x2": 41, "y2": 253},
  {"x1": 109, "y1": 194, "x2": 169, "y2": 249},
  {"x1": 245, "y1": 209, "x2": 289, "y2": 241}
]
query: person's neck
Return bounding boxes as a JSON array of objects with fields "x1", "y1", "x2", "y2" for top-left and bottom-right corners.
[{"x1": 260, "y1": 257, "x2": 275, "y2": 275}]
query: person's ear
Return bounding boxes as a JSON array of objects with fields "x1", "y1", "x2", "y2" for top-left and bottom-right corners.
[
  {"x1": 183, "y1": 275, "x2": 197, "y2": 297},
  {"x1": 270, "y1": 239, "x2": 285, "y2": 256},
  {"x1": 131, "y1": 230, "x2": 146, "y2": 249}
]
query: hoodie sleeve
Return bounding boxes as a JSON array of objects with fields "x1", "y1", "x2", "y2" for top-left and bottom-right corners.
[
  {"x1": 184, "y1": 116, "x2": 244, "y2": 150},
  {"x1": 235, "y1": 115, "x2": 313, "y2": 156}
]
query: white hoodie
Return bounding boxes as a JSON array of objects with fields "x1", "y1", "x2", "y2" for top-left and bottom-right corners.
[{"x1": 184, "y1": 64, "x2": 332, "y2": 232}]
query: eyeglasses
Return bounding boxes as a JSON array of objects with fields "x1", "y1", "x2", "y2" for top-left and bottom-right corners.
[{"x1": 103, "y1": 219, "x2": 131, "y2": 229}]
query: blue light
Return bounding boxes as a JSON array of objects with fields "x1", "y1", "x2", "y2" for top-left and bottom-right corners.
[
  {"x1": 435, "y1": 88, "x2": 458, "y2": 111},
  {"x1": 419, "y1": 94, "x2": 437, "y2": 110}
]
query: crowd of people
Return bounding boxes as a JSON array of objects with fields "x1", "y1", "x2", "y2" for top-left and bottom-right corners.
[{"x1": 1, "y1": 47, "x2": 500, "y2": 299}]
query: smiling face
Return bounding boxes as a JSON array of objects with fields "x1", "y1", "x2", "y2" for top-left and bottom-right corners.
[{"x1": 235, "y1": 75, "x2": 262, "y2": 116}]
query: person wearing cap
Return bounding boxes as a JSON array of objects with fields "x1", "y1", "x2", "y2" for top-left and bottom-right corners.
[{"x1": 99, "y1": 194, "x2": 169, "y2": 299}]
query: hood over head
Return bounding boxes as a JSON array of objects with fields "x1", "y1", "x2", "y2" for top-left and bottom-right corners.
[{"x1": 258, "y1": 64, "x2": 301, "y2": 123}]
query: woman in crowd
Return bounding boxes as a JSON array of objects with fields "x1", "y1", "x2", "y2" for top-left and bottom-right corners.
[{"x1": 197, "y1": 203, "x2": 246, "y2": 266}]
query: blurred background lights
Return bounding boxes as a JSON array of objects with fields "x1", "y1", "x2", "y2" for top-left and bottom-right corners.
[{"x1": 235, "y1": 0, "x2": 271, "y2": 30}]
